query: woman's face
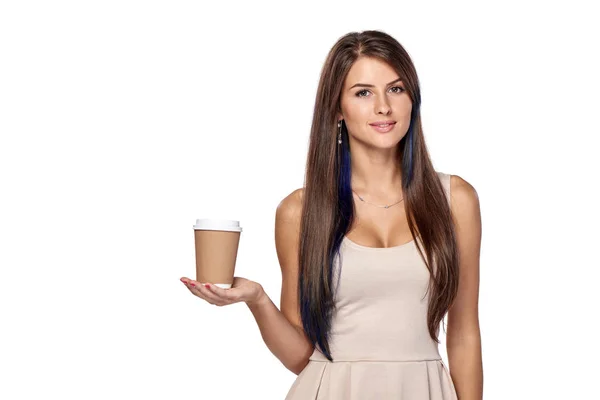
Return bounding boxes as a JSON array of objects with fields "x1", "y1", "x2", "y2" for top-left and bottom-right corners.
[{"x1": 338, "y1": 56, "x2": 413, "y2": 149}]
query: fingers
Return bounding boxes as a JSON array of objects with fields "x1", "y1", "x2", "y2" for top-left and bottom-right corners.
[
  {"x1": 181, "y1": 278, "x2": 222, "y2": 305},
  {"x1": 206, "y1": 283, "x2": 240, "y2": 304},
  {"x1": 180, "y1": 278, "x2": 232, "y2": 306}
]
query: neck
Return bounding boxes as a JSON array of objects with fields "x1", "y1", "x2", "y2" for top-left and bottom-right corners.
[{"x1": 349, "y1": 148, "x2": 403, "y2": 201}]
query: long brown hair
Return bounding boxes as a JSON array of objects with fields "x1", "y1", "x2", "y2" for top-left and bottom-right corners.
[{"x1": 298, "y1": 30, "x2": 459, "y2": 362}]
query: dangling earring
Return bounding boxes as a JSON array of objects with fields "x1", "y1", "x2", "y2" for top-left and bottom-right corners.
[{"x1": 337, "y1": 120, "x2": 342, "y2": 144}]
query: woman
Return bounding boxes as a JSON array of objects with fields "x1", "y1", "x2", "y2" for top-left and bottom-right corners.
[{"x1": 181, "y1": 30, "x2": 483, "y2": 399}]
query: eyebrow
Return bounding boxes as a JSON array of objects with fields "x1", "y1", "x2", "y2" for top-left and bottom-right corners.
[{"x1": 349, "y1": 77, "x2": 403, "y2": 90}]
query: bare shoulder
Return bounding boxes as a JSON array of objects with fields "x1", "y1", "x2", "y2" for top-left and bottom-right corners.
[
  {"x1": 449, "y1": 175, "x2": 481, "y2": 243},
  {"x1": 276, "y1": 188, "x2": 304, "y2": 223},
  {"x1": 274, "y1": 187, "x2": 305, "y2": 275},
  {"x1": 449, "y1": 174, "x2": 479, "y2": 211},
  {"x1": 274, "y1": 187, "x2": 304, "y2": 267}
]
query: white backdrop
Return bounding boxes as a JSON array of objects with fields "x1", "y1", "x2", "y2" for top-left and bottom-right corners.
[{"x1": 1, "y1": 0, "x2": 598, "y2": 398}]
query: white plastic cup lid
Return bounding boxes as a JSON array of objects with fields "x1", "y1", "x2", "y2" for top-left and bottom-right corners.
[{"x1": 193, "y1": 218, "x2": 242, "y2": 232}]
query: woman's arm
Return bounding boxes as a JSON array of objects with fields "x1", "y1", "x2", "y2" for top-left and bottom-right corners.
[
  {"x1": 246, "y1": 291, "x2": 313, "y2": 375},
  {"x1": 246, "y1": 188, "x2": 314, "y2": 375},
  {"x1": 446, "y1": 175, "x2": 484, "y2": 399}
]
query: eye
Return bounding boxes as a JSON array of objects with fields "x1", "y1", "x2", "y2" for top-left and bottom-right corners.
[{"x1": 355, "y1": 86, "x2": 406, "y2": 98}]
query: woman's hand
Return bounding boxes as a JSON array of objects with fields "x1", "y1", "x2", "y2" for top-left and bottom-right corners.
[{"x1": 180, "y1": 276, "x2": 266, "y2": 307}]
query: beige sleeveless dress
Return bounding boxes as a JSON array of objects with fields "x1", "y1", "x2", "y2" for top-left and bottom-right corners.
[{"x1": 285, "y1": 171, "x2": 458, "y2": 399}]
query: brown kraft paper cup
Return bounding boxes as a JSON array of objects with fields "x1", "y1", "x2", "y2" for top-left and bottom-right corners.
[{"x1": 193, "y1": 219, "x2": 242, "y2": 289}]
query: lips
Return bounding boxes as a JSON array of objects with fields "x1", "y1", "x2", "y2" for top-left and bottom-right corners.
[
  {"x1": 369, "y1": 121, "x2": 396, "y2": 133},
  {"x1": 369, "y1": 120, "x2": 396, "y2": 126}
]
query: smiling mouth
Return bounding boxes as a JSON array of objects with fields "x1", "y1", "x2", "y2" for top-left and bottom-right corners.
[{"x1": 369, "y1": 122, "x2": 396, "y2": 132}]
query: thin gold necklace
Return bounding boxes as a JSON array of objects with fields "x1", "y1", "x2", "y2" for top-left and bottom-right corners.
[{"x1": 351, "y1": 189, "x2": 404, "y2": 209}]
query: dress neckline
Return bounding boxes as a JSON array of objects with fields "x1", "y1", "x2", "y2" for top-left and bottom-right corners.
[{"x1": 342, "y1": 235, "x2": 416, "y2": 251}]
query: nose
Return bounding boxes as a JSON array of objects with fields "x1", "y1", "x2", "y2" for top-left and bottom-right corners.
[{"x1": 375, "y1": 96, "x2": 391, "y2": 115}]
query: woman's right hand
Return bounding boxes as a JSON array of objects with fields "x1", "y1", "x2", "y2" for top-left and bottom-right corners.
[{"x1": 180, "y1": 276, "x2": 266, "y2": 307}]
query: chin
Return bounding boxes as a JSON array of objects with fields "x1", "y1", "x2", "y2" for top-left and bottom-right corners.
[
  {"x1": 370, "y1": 134, "x2": 405, "y2": 147},
  {"x1": 352, "y1": 131, "x2": 405, "y2": 149}
]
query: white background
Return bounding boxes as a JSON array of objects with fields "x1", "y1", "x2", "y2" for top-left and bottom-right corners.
[{"x1": 1, "y1": 0, "x2": 598, "y2": 399}]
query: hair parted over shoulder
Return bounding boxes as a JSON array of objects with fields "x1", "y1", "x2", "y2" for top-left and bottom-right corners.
[{"x1": 298, "y1": 30, "x2": 459, "y2": 362}]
